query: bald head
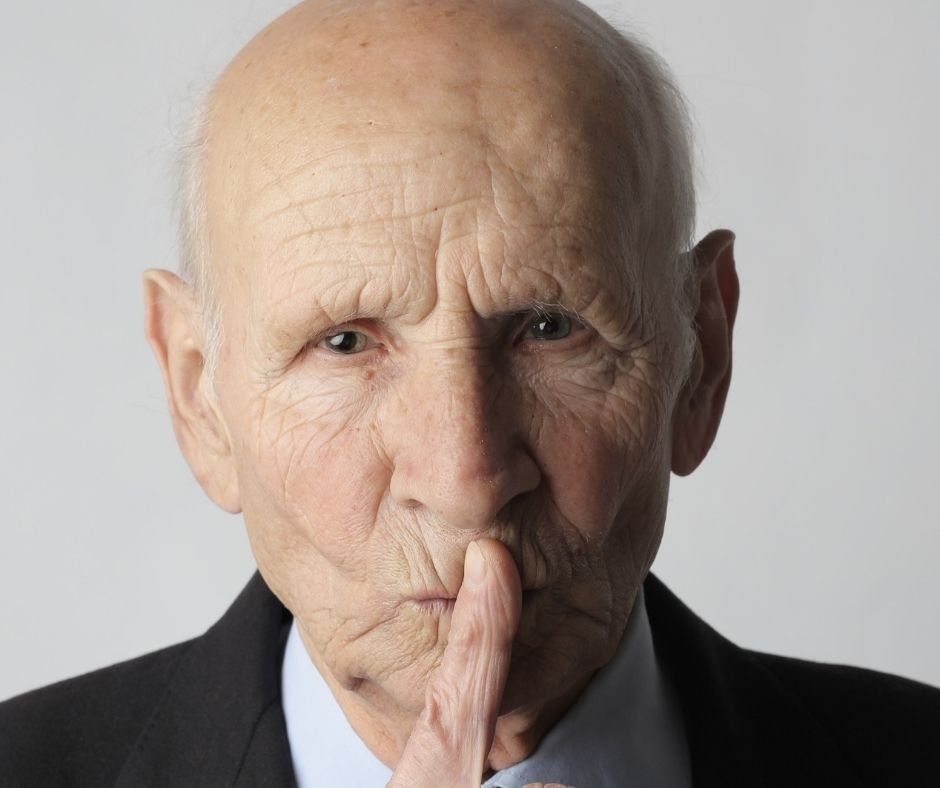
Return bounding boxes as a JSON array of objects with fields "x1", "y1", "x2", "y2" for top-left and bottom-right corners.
[{"x1": 178, "y1": 0, "x2": 696, "y2": 381}]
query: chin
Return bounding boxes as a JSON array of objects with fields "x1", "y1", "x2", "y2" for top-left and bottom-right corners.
[{"x1": 498, "y1": 655, "x2": 581, "y2": 716}]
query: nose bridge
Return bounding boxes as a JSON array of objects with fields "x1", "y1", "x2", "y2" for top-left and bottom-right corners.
[
  {"x1": 432, "y1": 350, "x2": 501, "y2": 471},
  {"x1": 387, "y1": 346, "x2": 537, "y2": 529}
]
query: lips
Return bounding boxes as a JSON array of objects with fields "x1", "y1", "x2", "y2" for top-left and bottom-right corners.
[
  {"x1": 413, "y1": 597, "x2": 457, "y2": 615},
  {"x1": 411, "y1": 586, "x2": 545, "y2": 614}
]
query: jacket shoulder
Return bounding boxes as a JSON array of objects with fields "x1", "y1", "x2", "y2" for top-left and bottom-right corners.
[
  {"x1": 753, "y1": 649, "x2": 940, "y2": 781},
  {"x1": 0, "y1": 639, "x2": 194, "y2": 788}
]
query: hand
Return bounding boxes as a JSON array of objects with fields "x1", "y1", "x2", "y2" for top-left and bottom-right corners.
[{"x1": 387, "y1": 538, "x2": 522, "y2": 787}]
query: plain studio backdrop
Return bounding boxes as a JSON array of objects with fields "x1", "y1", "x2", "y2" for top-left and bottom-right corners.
[{"x1": 1, "y1": 0, "x2": 938, "y2": 702}]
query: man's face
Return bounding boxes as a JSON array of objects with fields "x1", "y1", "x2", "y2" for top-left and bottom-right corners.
[{"x1": 203, "y1": 0, "x2": 687, "y2": 755}]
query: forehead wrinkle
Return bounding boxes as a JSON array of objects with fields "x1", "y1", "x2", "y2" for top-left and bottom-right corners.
[
  {"x1": 204, "y1": 0, "x2": 664, "y2": 307},
  {"x1": 473, "y1": 243, "x2": 614, "y2": 321},
  {"x1": 422, "y1": 202, "x2": 626, "y2": 330},
  {"x1": 250, "y1": 128, "x2": 489, "y2": 220},
  {"x1": 243, "y1": 89, "x2": 622, "y2": 234},
  {"x1": 245, "y1": 211, "x2": 449, "y2": 331},
  {"x1": 243, "y1": 130, "x2": 494, "y2": 257},
  {"x1": 256, "y1": 249, "x2": 425, "y2": 327},
  {"x1": 247, "y1": 154, "x2": 633, "y2": 336},
  {"x1": 252, "y1": 213, "x2": 626, "y2": 347}
]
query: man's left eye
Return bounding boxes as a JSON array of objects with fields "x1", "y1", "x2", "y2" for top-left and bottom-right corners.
[
  {"x1": 525, "y1": 312, "x2": 574, "y2": 341},
  {"x1": 321, "y1": 331, "x2": 370, "y2": 354}
]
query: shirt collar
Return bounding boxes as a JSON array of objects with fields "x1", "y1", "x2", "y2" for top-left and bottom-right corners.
[{"x1": 281, "y1": 585, "x2": 690, "y2": 787}]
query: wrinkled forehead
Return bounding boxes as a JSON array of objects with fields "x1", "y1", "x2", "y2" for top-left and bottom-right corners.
[{"x1": 204, "y1": 0, "x2": 648, "y2": 313}]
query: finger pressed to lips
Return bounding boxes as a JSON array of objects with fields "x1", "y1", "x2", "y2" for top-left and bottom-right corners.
[{"x1": 387, "y1": 538, "x2": 522, "y2": 787}]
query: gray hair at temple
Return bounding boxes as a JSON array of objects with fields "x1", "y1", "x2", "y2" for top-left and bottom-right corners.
[{"x1": 174, "y1": 14, "x2": 699, "y2": 392}]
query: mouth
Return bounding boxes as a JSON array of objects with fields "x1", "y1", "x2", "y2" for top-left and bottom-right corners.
[
  {"x1": 412, "y1": 587, "x2": 545, "y2": 615},
  {"x1": 413, "y1": 597, "x2": 457, "y2": 615}
]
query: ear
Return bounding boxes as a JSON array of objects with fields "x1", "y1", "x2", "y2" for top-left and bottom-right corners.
[
  {"x1": 143, "y1": 269, "x2": 242, "y2": 513},
  {"x1": 671, "y1": 229, "x2": 740, "y2": 476}
]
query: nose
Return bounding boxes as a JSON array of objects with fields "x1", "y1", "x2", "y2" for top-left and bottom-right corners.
[{"x1": 386, "y1": 353, "x2": 541, "y2": 530}]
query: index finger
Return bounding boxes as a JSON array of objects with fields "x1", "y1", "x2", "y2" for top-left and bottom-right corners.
[{"x1": 388, "y1": 538, "x2": 522, "y2": 787}]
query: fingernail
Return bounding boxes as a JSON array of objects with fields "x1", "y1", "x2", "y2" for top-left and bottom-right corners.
[{"x1": 464, "y1": 541, "x2": 487, "y2": 587}]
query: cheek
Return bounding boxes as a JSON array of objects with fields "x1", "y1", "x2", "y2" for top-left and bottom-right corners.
[
  {"x1": 530, "y1": 352, "x2": 674, "y2": 536},
  {"x1": 230, "y1": 378, "x2": 388, "y2": 597},
  {"x1": 536, "y1": 420, "x2": 625, "y2": 530}
]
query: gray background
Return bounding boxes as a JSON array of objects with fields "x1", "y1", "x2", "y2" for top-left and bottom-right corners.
[{"x1": 2, "y1": 0, "x2": 938, "y2": 701}]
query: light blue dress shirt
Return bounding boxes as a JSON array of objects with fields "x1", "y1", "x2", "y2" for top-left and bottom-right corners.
[{"x1": 281, "y1": 586, "x2": 691, "y2": 787}]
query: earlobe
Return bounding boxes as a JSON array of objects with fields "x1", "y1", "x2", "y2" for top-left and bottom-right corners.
[
  {"x1": 143, "y1": 269, "x2": 242, "y2": 513},
  {"x1": 671, "y1": 230, "x2": 739, "y2": 476}
]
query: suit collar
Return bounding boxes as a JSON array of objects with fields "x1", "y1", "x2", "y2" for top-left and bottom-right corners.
[
  {"x1": 115, "y1": 573, "x2": 296, "y2": 787},
  {"x1": 644, "y1": 573, "x2": 864, "y2": 787}
]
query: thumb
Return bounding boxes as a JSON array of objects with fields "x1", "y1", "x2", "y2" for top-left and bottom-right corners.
[{"x1": 388, "y1": 538, "x2": 522, "y2": 787}]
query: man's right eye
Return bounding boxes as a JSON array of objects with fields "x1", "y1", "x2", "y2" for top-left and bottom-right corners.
[{"x1": 321, "y1": 331, "x2": 369, "y2": 354}]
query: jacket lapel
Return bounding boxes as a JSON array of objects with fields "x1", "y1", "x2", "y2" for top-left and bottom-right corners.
[
  {"x1": 115, "y1": 573, "x2": 296, "y2": 787},
  {"x1": 644, "y1": 573, "x2": 864, "y2": 788}
]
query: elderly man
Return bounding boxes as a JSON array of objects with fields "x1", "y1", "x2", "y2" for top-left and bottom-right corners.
[{"x1": 2, "y1": 0, "x2": 938, "y2": 785}]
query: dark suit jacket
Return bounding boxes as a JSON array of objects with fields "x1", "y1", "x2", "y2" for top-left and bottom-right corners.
[{"x1": 2, "y1": 572, "x2": 938, "y2": 787}]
